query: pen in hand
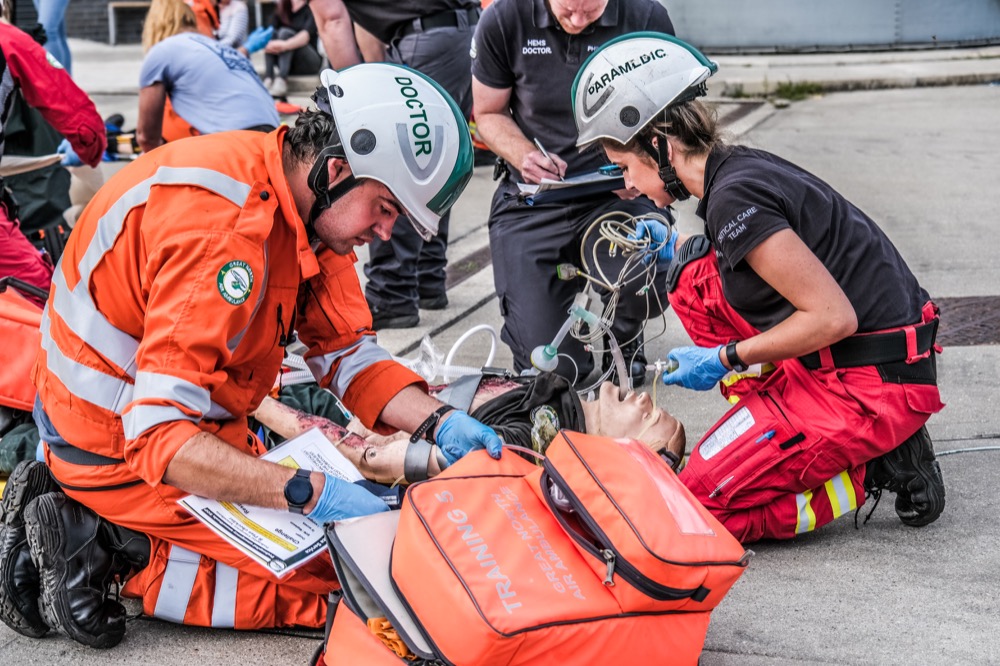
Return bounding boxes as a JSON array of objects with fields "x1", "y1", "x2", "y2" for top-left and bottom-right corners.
[{"x1": 533, "y1": 137, "x2": 564, "y2": 182}]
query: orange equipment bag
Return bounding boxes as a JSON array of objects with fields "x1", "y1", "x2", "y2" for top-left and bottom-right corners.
[
  {"x1": 0, "y1": 287, "x2": 42, "y2": 411},
  {"x1": 323, "y1": 431, "x2": 751, "y2": 666}
]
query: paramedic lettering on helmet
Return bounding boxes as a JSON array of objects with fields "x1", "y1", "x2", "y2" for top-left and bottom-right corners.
[
  {"x1": 572, "y1": 33, "x2": 945, "y2": 543},
  {"x1": 0, "y1": 63, "x2": 499, "y2": 649}
]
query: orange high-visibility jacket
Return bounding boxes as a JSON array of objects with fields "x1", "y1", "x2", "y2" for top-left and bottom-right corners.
[{"x1": 33, "y1": 127, "x2": 424, "y2": 490}]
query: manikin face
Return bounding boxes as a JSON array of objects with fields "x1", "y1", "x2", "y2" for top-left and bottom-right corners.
[
  {"x1": 604, "y1": 141, "x2": 676, "y2": 209},
  {"x1": 311, "y1": 172, "x2": 403, "y2": 256},
  {"x1": 588, "y1": 382, "x2": 681, "y2": 456},
  {"x1": 547, "y1": 0, "x2": 609, "y2": 34}
]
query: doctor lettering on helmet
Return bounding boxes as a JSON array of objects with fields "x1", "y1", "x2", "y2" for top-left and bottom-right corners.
[{"x1": 0, "y1": 64, "x2": 500, "y2": 649}]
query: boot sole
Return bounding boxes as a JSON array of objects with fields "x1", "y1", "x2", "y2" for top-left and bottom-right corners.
[
  {"x1": 25, "y1": 495, "x2": 125, "y2": 649},
  {"x1": 1, "y1": 461, "x2": 57, "y2": 526},
  {"x1": 0, "y1": 462, "x2": 57, "y2": 638},
  {"x1": 0, "y1": 539, "x2": 48, "y2": 638}
]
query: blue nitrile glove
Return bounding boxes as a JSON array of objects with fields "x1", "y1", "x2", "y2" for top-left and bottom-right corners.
[
  {"x1": 435, "y1": 411, "x2": 503, "y2": 466},
  {"x1": 244, "y1": 26, "x2": 274, "y2": 54},
  {"x1": 661, "y1": 345, "x2": 728, "y2": 391},
  {"x1": 306, "y1": 473, "x2": 390, "y2": 524},
  {"x1": 630, "y1": 218, "x2": 678, "y2": 268},
  {"x1": 57, "y1": 139, "x2": 83, "y2": 167}
]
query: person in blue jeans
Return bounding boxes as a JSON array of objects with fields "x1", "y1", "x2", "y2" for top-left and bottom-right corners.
[{"x1": 32, "y1": 0, "x2": 71, "y2": 74}]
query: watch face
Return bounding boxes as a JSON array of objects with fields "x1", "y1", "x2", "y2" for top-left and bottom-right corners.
[{"x1": 286, "y1": 474, "x2": 312, "y2": 506}]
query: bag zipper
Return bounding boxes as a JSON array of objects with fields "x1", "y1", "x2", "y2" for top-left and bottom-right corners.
[{"x1": 540, "y1": 468, "x2": 707, "y2": 601}]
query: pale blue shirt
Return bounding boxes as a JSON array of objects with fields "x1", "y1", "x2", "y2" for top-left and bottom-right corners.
[{"x1": 140, "y1": 33, "x2": 279, "y2": 134}]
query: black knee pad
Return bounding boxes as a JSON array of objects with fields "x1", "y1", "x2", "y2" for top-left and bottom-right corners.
[{"x1": 666, "y1": 235, "x2": 712, "y2": 294}]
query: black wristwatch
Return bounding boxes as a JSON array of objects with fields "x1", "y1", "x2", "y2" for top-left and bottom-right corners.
[
  {"x1": 725, "y1": 340, "x2": 749, "y2": 373},
  {"x1": 410, "y1": 405, "x2": 454, "y2": 445},
  {"x1": 284, "y1": 468, "x2": 313, "y2": 514}
]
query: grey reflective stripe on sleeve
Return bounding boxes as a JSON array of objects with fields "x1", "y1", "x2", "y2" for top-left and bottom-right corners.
[
  {"x1": 39, "y1": 310, "x2": 134, "y2": 414},
  {"x1": 47, "y1": 166, "x2": 253, "y2": 380},
  {"x1": 153, "y1": 544, "x2": 201, "y2": 624},
  {"x1": 123, "y1": 371, "x2": 236, "y2": 438},
  {"x1": 122, "y1": 405, "x2": 196, "y2": 440},
  {"x1": 211, "y1": 563, "x2": 239, "y2": 628},
  {"x1": 228, "y1": 240, "x2": 269, "y2": 353},
  {"x1": 306, "y1": 337, "x2": 393, "y2": 398}
]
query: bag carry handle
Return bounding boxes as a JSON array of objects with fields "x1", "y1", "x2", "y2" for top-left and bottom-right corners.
[{"x1": 0, "y1": 276, "x2": 49, "y2": 302}]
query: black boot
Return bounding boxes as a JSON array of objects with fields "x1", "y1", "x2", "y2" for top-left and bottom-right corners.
[
  {"x1": 864, "y1": 426, "x2": 946, "y2": 527},
  {"x1": 24, "y1": 492, "x2": 149, "y2": 649},
  {"x1": 602, "y1": 333, "x2": 647, "y2": 388},
  {"x1": 0, "y1": 460, "x2": 59, "y2": 638}
]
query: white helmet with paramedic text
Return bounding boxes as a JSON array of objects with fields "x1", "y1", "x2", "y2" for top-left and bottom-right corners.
[
  {"x1": 572, "y1": 32, "x2": 717, "y2": 149},
  {"x1": 313, "y1": 64, "x2": 473, "y2": 240}
]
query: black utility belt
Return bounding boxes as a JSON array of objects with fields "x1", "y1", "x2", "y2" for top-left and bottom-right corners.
[
  {"x1": 398, "y1": 6, "x2": 481, "y2": 39},
  {"x1": 798, "y1": 318, "x2": 939, "y2": 373}
]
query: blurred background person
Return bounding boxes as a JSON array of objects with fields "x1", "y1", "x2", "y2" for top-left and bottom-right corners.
[
  {"x1": 30, "y1": 0, "x2": 70, "y2": 74},
  {"x1": 262, "y1": 0, "x2": 321, "y2": 99},
  {"x1": 184, "y1": 0, "x2": 219, "y2": 36},
  {"x1": 0, "y1": 10, "x2": 105, "y2": 301},
  {"x1": 137, "y1": 0, "x2": 278, "y2": 153},
  {"x1": 215, "y1": 0, "x2": 249, "y2": 48}
]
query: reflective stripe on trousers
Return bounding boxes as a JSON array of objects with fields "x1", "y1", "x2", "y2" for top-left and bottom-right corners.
[
  {"x1": 153, "y1": 544, "x2": 238, "y2": 627},
  {"x1": 794, "y1": 470, "x2": 859, "y2": 535}
]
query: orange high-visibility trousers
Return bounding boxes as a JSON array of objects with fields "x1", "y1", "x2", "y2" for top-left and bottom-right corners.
[{"x1": 50, "y1": 449, "x2": 337, "y2": 630}]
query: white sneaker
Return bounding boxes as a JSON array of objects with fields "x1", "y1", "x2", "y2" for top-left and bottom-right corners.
[
  {"x1": 262, "y1": 77, "x2": 273, "y2": 91},
  {"x1": 269, "y1": 77, "x2": 287, "y2": 98}
]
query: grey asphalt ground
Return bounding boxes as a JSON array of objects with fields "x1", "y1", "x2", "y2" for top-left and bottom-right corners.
[{"x1": 2, "y1": 39, "x2": 999, "y2": 665}]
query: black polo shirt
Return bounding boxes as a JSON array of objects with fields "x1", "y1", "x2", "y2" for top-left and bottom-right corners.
[
  {"x1": 346, "y1": 0, "x2": 480, "y2": 45},
  {"x1": 697, "y1": 145, "x2": 929, "y2": 333},
  {"x1": 472, "y1": 0, "x2": 674, "y2": 179}
]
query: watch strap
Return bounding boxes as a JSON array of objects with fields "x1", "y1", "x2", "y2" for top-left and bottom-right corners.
[
  {"x1": 725, "y1": 340, "x2": 748, "y2": 372},
  {"x1": 409, "y1": 405, "x2": 454, "y2": 445}
]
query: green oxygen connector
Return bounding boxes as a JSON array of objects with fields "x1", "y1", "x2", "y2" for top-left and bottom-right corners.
[{"x1": 569, "y1": 304, "x2": 599, "y2": 328}]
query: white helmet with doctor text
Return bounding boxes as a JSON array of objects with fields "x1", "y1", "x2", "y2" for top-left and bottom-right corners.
[
  {"x1": 572, "y1": 32, "x2": 717, "y2": 149},
  {"x1": 311, "y1": 64, "x2": 473, "y2": 240}
]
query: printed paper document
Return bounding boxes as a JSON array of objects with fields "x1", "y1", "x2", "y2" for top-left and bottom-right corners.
[{"x1": 179, "y1": 427, "x2": 362, "y2": 577}]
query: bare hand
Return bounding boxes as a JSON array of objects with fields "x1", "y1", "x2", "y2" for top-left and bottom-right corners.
[
  {"x1": 264, "y1": 40, "x2": 287, "y2": 55},
  {"x1": 520, "y1": 149, "x2": 567, "y2": 184}
]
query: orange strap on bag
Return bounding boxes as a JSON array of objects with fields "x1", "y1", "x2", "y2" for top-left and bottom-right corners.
[
  {"x1": 325, "y1": 431, "x2": 751, "y2": 665},
  {"x1": 0, "y1": 288, "x2": 42, "y2": 411}
]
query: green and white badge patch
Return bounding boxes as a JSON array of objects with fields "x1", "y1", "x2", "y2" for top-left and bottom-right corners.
[{"x1": 217, "y1": 260, "x2": 254, "y2": 305}]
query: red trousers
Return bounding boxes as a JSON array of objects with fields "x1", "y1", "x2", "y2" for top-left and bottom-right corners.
[
  {"x1": 0, "y1": 203, "x2": 52, "y2": 308},
  {"x1": 671, "y1": 252, "x2": 944, "y2": 542},
  {"x1": 46, "y1": 435, "x2": 337, "y2": 630}
]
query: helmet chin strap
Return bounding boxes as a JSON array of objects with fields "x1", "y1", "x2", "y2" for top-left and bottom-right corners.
[
  {"x1": 639, "y1": 135, "x2": 691, "y2": 202},
  {"x1": 306, "y1": 145, "x2": 363, "y2": 232}
]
